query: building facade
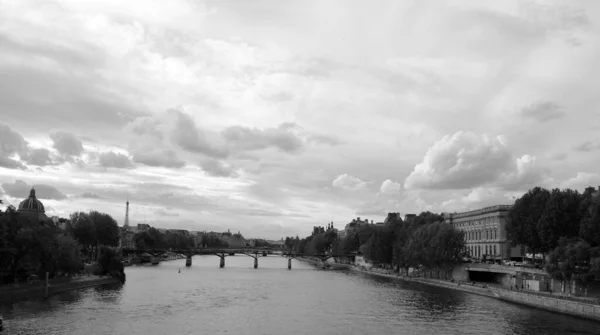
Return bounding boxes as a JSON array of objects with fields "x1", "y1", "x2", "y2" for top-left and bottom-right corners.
[{"x1": 445, "y1": 205, "x2": 524, "y2": 261}]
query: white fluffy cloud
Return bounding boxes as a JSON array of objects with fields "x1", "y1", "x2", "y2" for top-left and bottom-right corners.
[
  {"x1": 380, "y1": 179, "x2": 402, "y2": 194},
  {"x1": 332, "y1": 174, "x2": 367, "y2": 191},
  {"x1": 404, "y1": 131, "x2": 546, "y2": 191}
]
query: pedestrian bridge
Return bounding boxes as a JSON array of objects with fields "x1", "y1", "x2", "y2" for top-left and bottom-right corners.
[{"x1": 122, "y1": 248, "x2": 354, "y2": 269}]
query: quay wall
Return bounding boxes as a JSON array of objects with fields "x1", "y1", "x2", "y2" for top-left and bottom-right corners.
[
  {"x1": 0, "y1": 276, "x2": 121, "y2": 303},
  {"x1": 493, "y1": 289, "x2": 600, "y2": 322}
]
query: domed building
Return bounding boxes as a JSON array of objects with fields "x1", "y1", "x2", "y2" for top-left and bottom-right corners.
[{"x1": 17, "y1": 188, "x2": 48, "y2": 223}]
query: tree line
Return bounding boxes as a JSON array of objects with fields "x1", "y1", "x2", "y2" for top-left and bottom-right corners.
[
  {"x1": 0, "y1": 206, "x2": 123, "y2": 284},
  {"x1": 506, "y1": 186, "x2": 600, "y2": 293},
  {"x1": 285, "y1": 211, "x2": 467, "y2": 278}
]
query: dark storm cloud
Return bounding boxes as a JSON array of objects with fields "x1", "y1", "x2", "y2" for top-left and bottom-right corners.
[
  {"x1": 198, "y1": 158, "x2": 238, "y2": 178},
  {"x1": 23, "y1": 148, "x2": 55, "y2": 166},
  {"x1": 222, "y1": 123, "x2": 304, "y2": 153},
  {"x1": 574, "y1": 140, "x2": 600, "y2": 152},
  {"x1": 132, "y1": 149, "x2": 186, "y2": 168},
  {"x1": 169, "y1": 109, "x2": 229, "y2": 158},
  {"x1": 1, "y1": 180, "x2": 67, "y2": 200},
  {"x1": 81, "y1": 192, "x2": 104, "y2": 199},
  {"x1": 98, "y1": 151, "x2": 134, "y2": 168},
  {"x1": 49, "y1": 131, "x2": 84, "y2": 156}
]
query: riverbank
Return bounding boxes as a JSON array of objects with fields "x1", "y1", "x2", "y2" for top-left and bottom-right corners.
[
  {"x1": 347, "y1": 265, "x2": 600, "y2": 323},
  {"x1": 0, "y1": 275, "x2": 122, "y2": 303}
]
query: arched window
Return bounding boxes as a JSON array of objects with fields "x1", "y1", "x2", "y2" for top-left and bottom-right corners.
[{"x1": 494, "y1": 245, "x2": 497, "y2": 255}]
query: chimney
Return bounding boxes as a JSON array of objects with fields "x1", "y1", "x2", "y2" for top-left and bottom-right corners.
[{"x1": 371, "y1": 220, "x2": 374, "y2": 224}]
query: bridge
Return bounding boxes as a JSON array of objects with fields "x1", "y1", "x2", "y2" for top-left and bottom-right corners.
[{"x1": 121, "y1": 247, "x2": 355, "y2": 269}]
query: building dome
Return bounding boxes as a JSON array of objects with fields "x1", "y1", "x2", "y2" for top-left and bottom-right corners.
[{"x1": 18, "y1": 188, "x2": 45, "y2": 213}]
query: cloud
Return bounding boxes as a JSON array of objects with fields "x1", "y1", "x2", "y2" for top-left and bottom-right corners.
[
  {"x1": 380, "y1": 179, "x2": 402, "y2": 194},
  {"x1": 332, "y1": 174, "x2": 367, "y2": 191},
  {"x1": 23, "y1": 148, "x2": 55, "y2": 166},
  {"x1": 155, "y1": 208, "x2": 180, "y2": 217},
  {"x1": 1, "y1": 180, "x2": 67, "y2": 200},
  {"x1": 222, "y1": 123, "x2": 304, "y2": 153},
  {"x1": 132, "y1": 149, "x2": 186, "y2": 168},
  {"x1": 520, "y1": 101, "x2": 565, "y2": 122},
  {"x1": 574, "y1": 140, "x2": 600, "y2": 152},
  {"x1": 198, "y1": 158, "x2": 238, "y2": 178},
  {"x1": 49, "y1": 131, "x2": 84, "y2": 156},
  {"x1": 98, "y1": 151, "x2": 133, "y2": 168},
  {"x1": 81, "y1": 192, "x2": 104, "y2": 199},
  {"x1": 404, "y1": 131, "x2": 512, "y2": 190},
  {"x1": 440, "y1": 187, "x2": 514, "y2": 213},
  {"x1": 307, "y1": 134, "x2": 342, "y2": 146},
  {"x1": 404, "y1": 131, "x2": 547, "y2": 192},
  {"x1": 0, "y1": 156, "x2": 27, "y2": 170},
  {"x1": 0, "y1": 123, "x2": 28, "y2": 169},
  {"x1": 559, "y1": 172, "x2": 600, "y2": 191},
  {"x1": 169, "y1": 109, "x2": 229, "y2": 158}
]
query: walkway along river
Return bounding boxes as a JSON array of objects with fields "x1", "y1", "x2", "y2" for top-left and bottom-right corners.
[{"x1": 1, "y1": 255, "x2": 599, "y2": 335}]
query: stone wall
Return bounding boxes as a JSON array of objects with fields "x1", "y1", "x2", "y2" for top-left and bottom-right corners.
[{"x1": 494, "y1": 289, "x2": 600, "y2": 322}]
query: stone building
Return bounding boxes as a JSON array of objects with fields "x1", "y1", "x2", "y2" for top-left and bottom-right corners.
[
  {"x1": 17, "y1": 188, "x2": 48, "y2": 223},
  {"x1": 445, "y1": 205, "x2": 525, "y2": 261}
]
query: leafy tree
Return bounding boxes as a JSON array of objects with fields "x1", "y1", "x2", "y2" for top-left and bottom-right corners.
[
  {"x1": 506, "y1": 187, "x2": 551, "y2": 256},
  {"x1": 90, "y1": 211, "x2": 120, "y2": 247},
  {"x1": 55, "y1": 235, "x2": 84, "y2": 275},
  {"x1": 538, "y1": 188, "x2": 581, "y2": 251},
  {"x1": 580, "y1": 193, "x2": 600, "y2": 246}
]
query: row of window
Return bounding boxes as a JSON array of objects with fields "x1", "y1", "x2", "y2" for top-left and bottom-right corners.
[
  {"x1": 469, "y1": 244, "x2": 497, "y2": 257},
  {"x1": 465, "y1": 228, "x2": 498, "y2": 241},
  {"x1": 455, "y1": 217, "x2": 497, "y2": 228}
]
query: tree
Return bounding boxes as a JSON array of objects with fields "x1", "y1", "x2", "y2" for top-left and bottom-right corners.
[
  {"x1": 90, "y1": 211, "x2": 120, "y2": 247},
  {"x1": 363, "y1": 228, "x2": 395, "y2": 265},
  {"x1": 538, "y1": 188, "x2": 581, "y2": 252},
  {"x1": 506, "y1": 187, "x2": 551, "y2": 256},
  {"x1": 580, "y1": 193, "x2": 600, "y2": 246},
  {"x1": 56, "y1": 235, "x2": 84, "y2": 275}
]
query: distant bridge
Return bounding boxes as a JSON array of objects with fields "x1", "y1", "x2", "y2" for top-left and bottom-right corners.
[{"x1": 121, "y1": 248, "x2": 355, "y2": 269}]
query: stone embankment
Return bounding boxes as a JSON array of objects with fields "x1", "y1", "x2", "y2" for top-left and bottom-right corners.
[
  {"x1": 0, "y1": 276, "x2": 122, "y2": 303},
  {"x1": 297, "y1": 258, "x2": 600, "y2": 323},
  {"x1": 349, "y1": 266, "x2": 600, "y2": 323}
]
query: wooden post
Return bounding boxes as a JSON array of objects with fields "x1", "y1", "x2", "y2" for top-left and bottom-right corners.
[
  {"x1": 288, "y1": 258, "x2": 292, "y2": 270},
  {"x1": 219, "y1": 256, "x2": 225, "y2": 268},
  {"x1": 254, "y1": 257, "x2": 258, "y2": 269},
  {"x1": 45, "y1": 272, "x2": 49, "y2": 298}
]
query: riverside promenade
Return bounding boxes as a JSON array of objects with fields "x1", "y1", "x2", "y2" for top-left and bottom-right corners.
[
  {"x1": 356, "y1": 267, "x2": 600, "y2": 323},
  {"x1": 296, "y1": 257, "x2": 600, "y2": 323},
  {"x1": 0, "y1": 275, "x2": 122, "y2": 303}
]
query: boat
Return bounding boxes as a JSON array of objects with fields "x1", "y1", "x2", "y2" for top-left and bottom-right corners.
[{"x1": 150, "y1": 257, "x2": 160, "y2": 265}]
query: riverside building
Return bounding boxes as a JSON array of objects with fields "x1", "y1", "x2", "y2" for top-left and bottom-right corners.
[{"x1": 444, "y1": 205, "x2": 525, "y2": 262}]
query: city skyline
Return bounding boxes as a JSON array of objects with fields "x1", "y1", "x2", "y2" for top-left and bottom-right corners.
[{"x1": 1, "y1": 0, "x2": 600, "y2": 239}]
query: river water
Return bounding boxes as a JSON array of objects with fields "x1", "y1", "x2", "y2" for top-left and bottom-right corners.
[{"x1": 1, "y1": 255, "x2": 599, "y2": 335}]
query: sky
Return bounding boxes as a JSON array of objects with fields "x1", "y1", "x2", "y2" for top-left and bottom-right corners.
[{"x1": 1, "y1": 0, "x2": 599, "y2": 240}]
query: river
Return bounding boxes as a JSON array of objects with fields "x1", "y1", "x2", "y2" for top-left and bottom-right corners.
[{"x1": 1, "y1": 255, "x2": 599, "y2": 335}]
